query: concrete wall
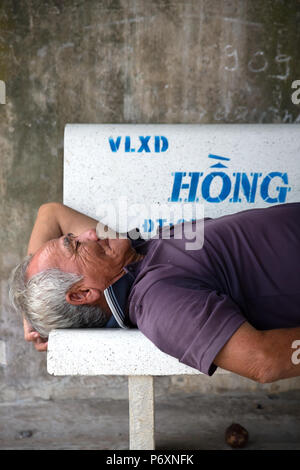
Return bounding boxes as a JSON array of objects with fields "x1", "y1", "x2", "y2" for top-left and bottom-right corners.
[{"x1": 0, "y1": 0, "x2": 300, "y2": 403}]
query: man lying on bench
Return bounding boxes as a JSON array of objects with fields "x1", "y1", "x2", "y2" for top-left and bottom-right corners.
[{"x1": 9, "y1": 201, "x2": 300, "y2": 383}]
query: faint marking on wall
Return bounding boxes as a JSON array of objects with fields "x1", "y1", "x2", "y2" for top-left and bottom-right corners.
[
  {"x1": 224, "y1": 45, "x2": 239, "y2": 71},
  {"x1": 223, "y1": 45, "x2": 292, "y2": 81},
  {"x1": 248, "y1": 51, "x2": 268, "y2": 73},
  {"x1": 269, "y1": 55, "x2": 291, "y2": 80},
  {"x1": 222, "y1": 16, "x2": 263, "y2": 28}
]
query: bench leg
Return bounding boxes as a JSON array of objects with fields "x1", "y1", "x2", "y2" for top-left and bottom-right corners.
[{"x1": 128, "y1": 375, "x2": 155, "y2": 450}]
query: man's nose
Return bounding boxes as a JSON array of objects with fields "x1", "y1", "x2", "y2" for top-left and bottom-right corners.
[{"x1": 76, "y1": 228, "x2": 99, "y2": 242}]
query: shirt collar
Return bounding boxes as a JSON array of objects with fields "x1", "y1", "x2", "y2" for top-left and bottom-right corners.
[
  {"x1": 104, "y1": 270, "x2": 136, "y2": 328},
  {"x1": 103, "y1": 229, "x2": 145, "y2": 329}
]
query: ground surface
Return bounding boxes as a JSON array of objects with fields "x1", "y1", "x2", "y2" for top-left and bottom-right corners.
[{"x1": 0, "y1": 390, "x2": 299, "y2": 450}]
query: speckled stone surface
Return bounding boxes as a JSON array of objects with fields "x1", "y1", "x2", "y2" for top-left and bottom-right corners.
[
  {"x1": 128, "y1": 376, "x2": 154, "y2": 449},
  {"x1": 47, "y1": 329, "x2": 229, "y2": 376}
]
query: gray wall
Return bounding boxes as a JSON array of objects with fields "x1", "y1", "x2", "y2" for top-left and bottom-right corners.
[{"x1": 1, "y1": 0, "x2": 300, "y2": 403}]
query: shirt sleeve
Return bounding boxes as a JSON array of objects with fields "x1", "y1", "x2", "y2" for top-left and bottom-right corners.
[{"x1": 134, "y1": 279, "x2": 246, "y2": 376}]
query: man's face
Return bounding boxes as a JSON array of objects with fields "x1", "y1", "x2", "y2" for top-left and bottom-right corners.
[{"x1": 26, "y1": 228, "x2": 135, "y2": 299}]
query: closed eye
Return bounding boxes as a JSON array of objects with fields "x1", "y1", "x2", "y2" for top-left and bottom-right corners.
[
  {"x1": 63, "y1": 236, "x2": 71, "y2": 249},
  {"x1": 62, "y1": 234, "x2": 79, "y2": 253},
  {"x1": 66, "y1": 233, "x2": 80, "y2": 251}
]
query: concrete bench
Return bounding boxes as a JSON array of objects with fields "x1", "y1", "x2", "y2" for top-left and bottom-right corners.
[
  {"x1": 47, "y1": 329, "x2": 228, "y2": 449},
  {"x1": 48, "y1": 123, "x2": 299, "y2": 450}
]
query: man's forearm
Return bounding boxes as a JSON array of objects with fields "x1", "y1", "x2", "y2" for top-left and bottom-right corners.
[
  {"x1": 27, "y1": 203, "x2": 63, "y2": 255},
  {"x1": 213, "y1": 321, "x2": 300, "y2": 384},
  {"x1": 262, "y1": 326, "x2": 300, "y2": 382},
  {"x1": 27, "y1": 202, "x2": 100, "y2": 255}
]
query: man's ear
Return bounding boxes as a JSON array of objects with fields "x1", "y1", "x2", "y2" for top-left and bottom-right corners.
[{"x1": 66, "y1": 287, "x2": 102, "y2": 306}]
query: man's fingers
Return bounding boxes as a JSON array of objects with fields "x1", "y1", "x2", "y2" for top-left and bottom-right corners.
[
  {"x1": 23, "y1": 317, "x2": 48, "y2": 351},
  {"x1": 36, "y1": 336, "x2": 47, "y2": 344},
  {"x1": 34, "y1": 339, "x2": 48, "y2": 352},
  {"x1": 25, "y1": 331, "x2": 48, "y2": 351},
  {"x1": 25, "y1": 331, "x2": 39, "y2": 342}
]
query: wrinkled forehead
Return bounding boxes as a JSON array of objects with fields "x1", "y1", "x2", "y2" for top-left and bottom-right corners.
[{"x1": 26, "y1": 238, "x2": 62, "y2": 280}]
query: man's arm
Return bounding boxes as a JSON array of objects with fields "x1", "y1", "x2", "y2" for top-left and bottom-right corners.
[
  {"x1": 135, "y1": 279, "x2": 300, "y2": 384},
  {"x1": 213, "y1": 322, "x2": 266, "y2": 382},
  {"x1": 27, "y1": 202, "x2": 98, "y2": 255},
  {"x1": 214, "y1": 321, "x2": 300, "y2": 383},
  {"x1": 260, "y1": 326, "x2": 300, "y2": 382},
  {"x1": 25, "y1": 202, "x2": 99, "y2": 351}
]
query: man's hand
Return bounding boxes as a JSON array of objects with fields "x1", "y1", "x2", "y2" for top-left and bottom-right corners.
[{"x1": 23, "y1": 317, "x2": 48, "y2": 352}]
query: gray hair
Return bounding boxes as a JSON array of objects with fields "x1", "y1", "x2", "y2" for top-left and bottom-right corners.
[{"x1": 9, "y1": 255, "x2": 108, "y2": 338}]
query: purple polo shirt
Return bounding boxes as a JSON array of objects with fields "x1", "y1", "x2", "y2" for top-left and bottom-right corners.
[{"x1": 125, "y1": 202, "x2": 300, "y2": 376}]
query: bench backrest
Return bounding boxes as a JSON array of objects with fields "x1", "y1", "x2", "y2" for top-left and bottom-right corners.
[{"x1": 64, "y1": 124, "x2": 299, "y2": 236}]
